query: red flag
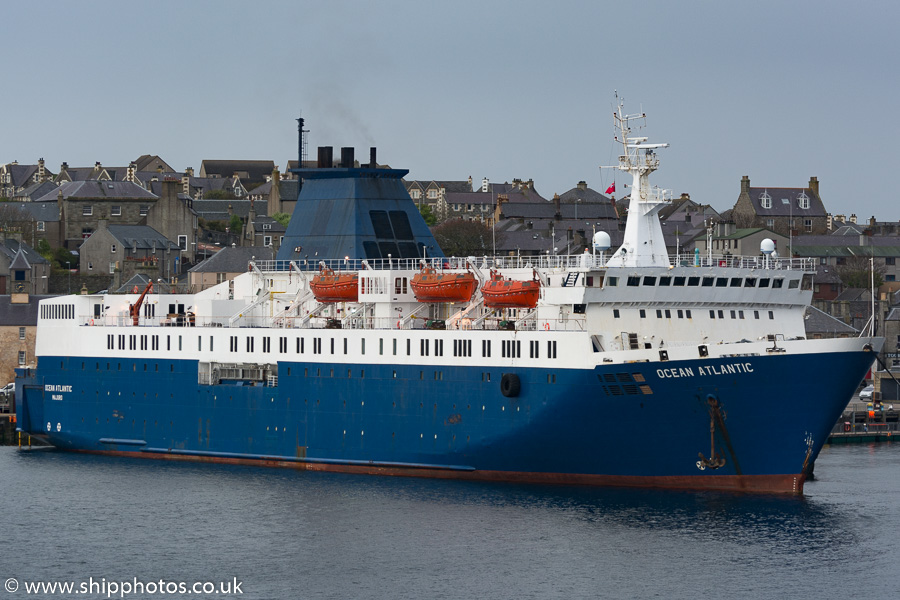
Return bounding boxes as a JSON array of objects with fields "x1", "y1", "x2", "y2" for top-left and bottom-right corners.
[{"x1": 605, "y1": 183, "x2": 615, "y2": 194}]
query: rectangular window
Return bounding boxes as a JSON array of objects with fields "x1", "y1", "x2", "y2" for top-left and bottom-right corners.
[
  {"x1": 109, "y1": 262, "x2": 116, "y2": 274},
  {"x1": 19, "y1": 326, "x2": 25, "y2": 340},
  {"x1": 83, "y1": 205, "x2": 93, "y2": 216},
  {"x1": 18, "y1": 351, "x2": 26, "y2": 366},
  {"x1": 111, "y1": 205, "x2": 121, "y2": 216},
  {"x1": 613, "y1": 309, "x2": 620, "y2": 318},
  {"x1": 139, "y1": 205, "x2": 149, "y2": 216}
]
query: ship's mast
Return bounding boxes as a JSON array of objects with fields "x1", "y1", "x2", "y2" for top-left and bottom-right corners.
[{"x1": 602, "y1": 98, "x2": 671, "y2": 268}]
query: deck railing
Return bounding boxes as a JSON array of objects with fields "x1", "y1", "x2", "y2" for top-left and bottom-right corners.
[{"x1": 252, "y1": 253, "x2": 814, "y2": 273}]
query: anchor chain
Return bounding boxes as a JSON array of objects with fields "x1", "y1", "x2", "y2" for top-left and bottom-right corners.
[{"x1": 697, "y1": 394, "x2": 727, "y2": 471}]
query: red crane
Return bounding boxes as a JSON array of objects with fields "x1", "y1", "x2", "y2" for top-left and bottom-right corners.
[{"x1": 130, "y1": 281, "x2": 154, "y2": 326}]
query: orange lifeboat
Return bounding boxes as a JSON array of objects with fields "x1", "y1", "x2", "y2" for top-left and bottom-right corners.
[
  {"x1": 481, "y1": 270, "x2": 541, "y2": 309},
  {"x1": 410, "y1": 266, "x2": 477, "y2": 303},
  {"x1": 310, "y1": 266, "x2": 359, "y2": 303}
]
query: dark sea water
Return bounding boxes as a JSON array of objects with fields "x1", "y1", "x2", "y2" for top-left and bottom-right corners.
[{"x1": 2, "y1": 443, "x2": 899, "y2": 600}]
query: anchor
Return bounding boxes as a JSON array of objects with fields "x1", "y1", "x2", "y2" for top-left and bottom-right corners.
[{"x1": 696, "y1": 394, "x2": 727, "y2": 471}]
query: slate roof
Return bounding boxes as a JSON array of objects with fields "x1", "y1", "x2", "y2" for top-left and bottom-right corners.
[
  {"x1": 200, "y1": 160, "x2": 275, "y2": 183},
  {"x1": 834, "y1": 288, "x2": 875, "y2": 302},
  {"x1": 252, "y1": 215, "x2": 285, "y2": 233},
  {"x1": 498, "y1": 200, "x2": 617, "y2": 221},
  {"x1": 13, "y1": 180, "x2": 58, "y2": 201},
  {"x1": 791, "y1": 245, "x2": 900, "y2": 257},
  {"x1": 558, "y1": 185, "x2": 611, "y2": 205},
  {"x1": 5, "y1": 164, "x2": 39, "y2": 188},
  {"x1": 804, "y1": 305, "x2": 858, "y2": 335},
  {"x1": 34, "y1": 180, "x2": 158, "y2": 201},
  {"x1": 188, "y1": 246, "x2": 275, "y2": 273},
  {"x1": 0, "y1": 239, "x2": 49, "y2": 265},
  {"x1": 747, "y1": 186, "x2": 826, "y2": 217},
  {"x1": 832, "y1": 223, "x2": 865, "y2": 235},
  {"x1": 406, "y1": 180, "x2": 473, "y2": 193},
  {"x1": 133, "y1": 155, "x2": 175, "y2": 172},
  {"x1": 814, "y1": 265, "x2": 842, "y2": 284},
  {"x1": 444, "y1": 191, "x2": 497, "y2": 206},
  {"x1": 193, "y1": 199, "x2": 267, "y2": 221},
  {"x1": 278, "y1": 180, "x2": 299, "y2": 202},
  {"x1": 248, "y1": 180, "x2": 273, "y2": 196},
  {"x1": 106, "y1": 225, "x2": 178, "y2": 251},
  {"x1": 0, "y1": 295, "x2": 54, "y2": 326},
  {"x1": 2, "y1": 201, "x2": 59, "y2": 222}
]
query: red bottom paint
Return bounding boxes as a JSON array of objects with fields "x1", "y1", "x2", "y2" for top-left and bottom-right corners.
[{"x1": 69, "y1": 449, "x2": 806, "y2": 495}]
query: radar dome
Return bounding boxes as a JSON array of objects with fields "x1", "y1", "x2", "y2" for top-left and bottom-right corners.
[
  {"x1": 760, "y1": 238, "x2": 776, "y2": 255},
  {"x1": 593, "y1": 231, "x2": 611, "y2": 251}
]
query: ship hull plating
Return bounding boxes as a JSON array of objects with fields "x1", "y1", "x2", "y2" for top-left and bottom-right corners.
[{"x1": 17, "y1": 349, "x2": 872, "y2": 494}]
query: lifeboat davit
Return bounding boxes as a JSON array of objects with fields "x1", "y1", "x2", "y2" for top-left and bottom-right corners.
[
  {"x1": 310, "y1": 266, "x2": 359, "y2": 303},
  {"x1": 410, "y1": 266, "x2": 477, "y2": 303},
  {"x1": 481, "y1": 270, "x2": 541, "y2": 309}
]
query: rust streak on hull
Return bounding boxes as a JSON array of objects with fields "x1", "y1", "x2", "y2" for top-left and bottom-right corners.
[{"x1": 66, "y1": 448, "x2": 806, "y2": 495}]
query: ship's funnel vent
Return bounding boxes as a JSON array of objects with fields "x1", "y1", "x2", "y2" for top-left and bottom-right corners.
[
  {"x1": 317, "y1": 146, "x2": 333, "y2": 168},
  {"x1": 341, "y1": 147, "x2": 355, "y2": 168},
  {"x1": 369, "y1": 147, "x2": 377, "y2": 169}
]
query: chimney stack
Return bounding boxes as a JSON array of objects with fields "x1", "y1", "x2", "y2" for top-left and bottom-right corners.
[
  {"x1": 317, "y1": 147, "x2": 333, "y2": 168},
  {"x1": 740, "y1": 175, "x2": 750, "y2": 195},
  {"x1": 369, "y1": 147, "x2": 377, "y2": 169},
  {"x1": 809, "y1": 176, "x2": 819, "y2": 197},
  {"x1": 341, "y1": 147, "x2": 355, "y2": 168}
]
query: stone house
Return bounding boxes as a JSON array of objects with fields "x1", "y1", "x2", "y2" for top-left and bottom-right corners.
[
  {"x1": 0, "y1": 293, "x2": 47, "y2": 387},
  {"x1": 732, "y1": 176, "x2": 828, "y2": 236},
  {"x1": 187, "y1": 246, "x2": 274, "y2": 292},
  {"x1": 34, "y1": 180, "x2": 159, "y2": 250},
  {"x1": 1, "y1": 159, "x2": 54, "y2": 198},
  {"x1": 79, "y1": 221, "x2": 179, "y2": 284},
  {"x1": 0, "y1": 240, "x2": 50, "y2": 295}
]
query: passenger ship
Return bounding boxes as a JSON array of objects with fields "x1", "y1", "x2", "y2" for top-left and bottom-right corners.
[{"x1": 15, "y1": 104, "x2": 880, "y2": 494}]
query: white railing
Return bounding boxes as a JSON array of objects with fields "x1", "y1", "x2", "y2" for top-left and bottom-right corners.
[{"x1": 252, "y1": 253, "x2": 815, "y2": 274}]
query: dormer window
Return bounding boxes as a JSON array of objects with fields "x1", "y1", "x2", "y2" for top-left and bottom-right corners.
[
  {"x1": 760, "y1": 191, "x2": 771, "y2": 209},
  {"x1": 798, "y1": 192, "x2": 810, "y2": 209}
]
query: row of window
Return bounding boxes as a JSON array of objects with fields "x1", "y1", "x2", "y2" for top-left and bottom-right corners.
[
  {"x1": 40, "y1": 304, "x2": 75, "y2": 320},
  {"x1": 759, "y1": 191, "x2": 810, "y2": 210},
  {"x1": 106, "y1": 333, "x2": 561, "y2": 361},
  {"x1": 619, "y1": 275, "x2": 798, "y2": 289},
  {"x1": 81, "y1": 205, "x2": 149, "y2": 216},
  {"x1": 611, "y1": 308, "x2": 774, "y2": 320}
]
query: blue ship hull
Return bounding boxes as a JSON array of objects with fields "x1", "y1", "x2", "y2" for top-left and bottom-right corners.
[{"x1": 15, "y1": 348, "x2": 873, "y2": 494}]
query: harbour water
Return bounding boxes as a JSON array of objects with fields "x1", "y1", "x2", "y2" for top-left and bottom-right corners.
[{"x1": 3, "y1": 443, "x2": 899, "y2": 599}]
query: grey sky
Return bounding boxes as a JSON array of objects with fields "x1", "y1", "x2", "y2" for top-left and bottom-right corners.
[{"x1": 3, "y1": 0, "x2": 898, "y2": 219}]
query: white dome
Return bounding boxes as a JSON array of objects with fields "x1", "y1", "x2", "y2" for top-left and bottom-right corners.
[
  {"x1": 760, "y1": 238, "x2": 776, "y2": 255},
  {"x1": 592, "y1": 231, "x2": 611, "y2": 251}
]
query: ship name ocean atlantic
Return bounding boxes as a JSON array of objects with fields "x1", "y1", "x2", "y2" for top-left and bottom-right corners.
[{"x1": 14, "y1": 103, "x2": 881, "y2": 494}]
